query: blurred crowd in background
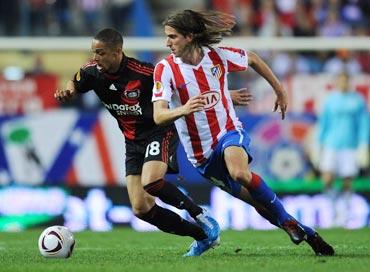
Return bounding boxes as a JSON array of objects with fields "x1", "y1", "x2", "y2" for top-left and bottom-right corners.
[
  {"x1": 1, "y1": 0, "x2": 370, "y2": 37},
  {"x1": 1, "y1": 0, "x2": 370, "y2": 78}
]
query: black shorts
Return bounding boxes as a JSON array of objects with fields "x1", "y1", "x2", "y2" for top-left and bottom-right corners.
[{"x1": 125, "y1": 126, "x2": 179, "y2": 176}]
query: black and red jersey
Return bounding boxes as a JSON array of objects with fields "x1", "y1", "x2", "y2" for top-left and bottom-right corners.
[{"x1": 73, "y1": 54, "x2": 172, "y2": 141}]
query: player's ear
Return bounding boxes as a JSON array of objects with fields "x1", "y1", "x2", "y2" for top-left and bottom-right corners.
[
  {"x1": 113, "y1": 45, "x2": 122, "y2": 56},
  {"x1": 185, "y1": 33, "x2": 194, "y2": 43}
]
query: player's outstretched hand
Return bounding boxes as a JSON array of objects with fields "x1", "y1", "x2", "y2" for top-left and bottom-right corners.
[
  {"x1": 54, "y1": 80, "x2": 76, "y2": 102},
  {"x1": 230, "y1": 88, "x2": 253, "y2": 106},
  {"x1": 273, "y1": 91, "x2": 288, "y2": 120},
  {"x1": 54, "y1": 89, "x2": 75, "y2": 102}
]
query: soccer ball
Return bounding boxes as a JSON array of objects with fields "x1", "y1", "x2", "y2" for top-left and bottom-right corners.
[{"x1": 38, "y1": 226, "x2": 75, "y2": 258}]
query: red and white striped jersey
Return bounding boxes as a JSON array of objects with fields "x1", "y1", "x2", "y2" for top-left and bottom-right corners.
[{"x1": 152, "y1": 46, "x2": 248, "y2": 166}]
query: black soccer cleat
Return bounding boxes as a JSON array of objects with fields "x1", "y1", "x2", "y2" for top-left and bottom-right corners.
[
  {"x1": 305, "y1": 232, "x2": 335, "y2": 256},
  {"x1": 281, "y1": 219, "x2": 307, "y2": 245}
]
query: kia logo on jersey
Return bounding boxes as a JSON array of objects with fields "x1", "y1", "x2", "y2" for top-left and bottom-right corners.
[
  {"x1": 122, "y1": 80, "x2": 141, "y2": 105},
  {"x1": 202, "y1": 91, "x2": 220, "y2": 110}
]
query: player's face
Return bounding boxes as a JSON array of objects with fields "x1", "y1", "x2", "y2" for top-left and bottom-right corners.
[
  {"x1": 91, "y1": 39, "x2": 121, "y2": 73},
  {"x1": 336, "y1": 73, "x2": 349, "y2": 92},
  {"x1": 165, "y1": 25, "x2": 192, "y2": 58}
]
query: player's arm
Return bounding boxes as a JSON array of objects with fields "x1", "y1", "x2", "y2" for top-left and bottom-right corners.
[
  {"x1": 54, "y1": 80, "x2": 77, "y2": 102},
  {"x1": 229, "y1": 88, "x2": 252, "y2": 106},
  {"x1": 248, "y1": 51, "x2": 287, "y2": 119},
  {"x1": 54, "y1": 66, "x2": 94, "y2": 102},
  {"x1": 153, "y1": 96, "x2": 206, "y2": 126}
]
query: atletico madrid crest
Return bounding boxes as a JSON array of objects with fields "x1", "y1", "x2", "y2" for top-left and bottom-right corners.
[{"x1": 210, "y1": 64, "x2": 222, "y2": 79}]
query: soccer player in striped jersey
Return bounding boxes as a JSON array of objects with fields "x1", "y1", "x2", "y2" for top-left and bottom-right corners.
[{"x1": 152, "y1": 10, "x2": 334, "y2": 256}]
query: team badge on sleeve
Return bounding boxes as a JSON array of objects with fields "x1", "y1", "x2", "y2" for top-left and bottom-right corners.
[
  {"x1": 154, "y1": 81, "x2": 163, "y2": 97},
  {"x1": 211, "y1": 64, "x2": 222, "y2": 79},
  {"x1": 76, "y1": 70, "x2": 81, "y2": 81}
]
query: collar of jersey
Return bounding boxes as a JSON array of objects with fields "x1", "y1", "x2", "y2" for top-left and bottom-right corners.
[{"x1": 173, "y1": 46, "x2": 211, "y2": 67}]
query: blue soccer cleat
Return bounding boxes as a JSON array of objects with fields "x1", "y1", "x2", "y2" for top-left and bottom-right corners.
[
  {"x1": 183, "y1": 236, "x2": 220, "y2": 257},
  {"x1": 183, "y1": 209, "x2": 221, "y2": 257}
]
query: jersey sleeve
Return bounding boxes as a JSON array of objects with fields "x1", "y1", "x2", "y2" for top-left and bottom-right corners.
[
  {"x1": 73, "y1": 67, "x2": 95, "y2": 93},
  {"x1": 218, "y1": 47, "x2": 249, "y2": 72},
  {"x1": 152, "y1": 61, "x2": 173, "y2": 103}
]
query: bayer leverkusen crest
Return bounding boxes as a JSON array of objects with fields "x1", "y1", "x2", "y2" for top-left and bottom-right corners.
[{"x1": 211, "y1": 64, "x2": 222, "y2": 79}]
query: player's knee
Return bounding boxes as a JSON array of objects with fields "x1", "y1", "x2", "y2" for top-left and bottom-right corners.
[
  {"x1": 142, "y1": 173, "x2": 165, "y2": 187},
  {"x1": 131, "y1": 200, "x2": 155, "y2": 217},
  {"x1": 132, "y1": 205, "x2": 151, "y2": 218},
  {"x1": 229, "y1": 169, "x2": 252, "y2": 184}
]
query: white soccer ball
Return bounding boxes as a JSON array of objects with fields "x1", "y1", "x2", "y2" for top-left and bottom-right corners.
[{"x1": 38, "y1": 225, "x2": 75, "y2": 258}]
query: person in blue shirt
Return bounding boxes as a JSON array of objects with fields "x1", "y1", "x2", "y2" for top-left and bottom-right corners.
[{"x1": 317, "y1": 72, "x2": 369, "y2": 224}]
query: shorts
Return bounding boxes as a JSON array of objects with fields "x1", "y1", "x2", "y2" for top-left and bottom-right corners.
[
  {"x1": 125, "y1": 127, "x2": 179, "y2": 176},
  {"x1": 196, "y1": 129, "x2": 252, "y2": 197},
  {"x1": 320, "y1": 148, "x2": 359, "y2": 178}
]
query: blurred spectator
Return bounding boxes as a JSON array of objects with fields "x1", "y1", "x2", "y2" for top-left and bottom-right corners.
[
  {"x1": 356, "y1": 51, "x2": 370, "y2": 73},
  {"x1": 107, "y1": 0, "x2": 134, "y2": 35},
  {"x1": 293, "y1": 1, "x2": 317, "y2": 36},
  {"x1": 0, "y1": 0, "x2": 369, "y2": 81},
  {"x1": 316, "y1": 72, "x2": 369, "y2": 225},
  {"x1": 271, "y1": 51, "x2": 294, "y2": 78},
  {"x1": 53, "y1": 0, "x2": 73, "y2": 35},
  {"x1": 319, "y1": 8, "x2": 350, "y2": 36},
  {"x1": 275, "y1": 0, "x2": 296, "y2": 33},
  {"x1": 0, "y1": 0, "x2": 20, "y2": 36},
  {"x1": 29, "y1": 0, "x2": 49, "y2": 35},
  {"x1": 323, "y1": 49, "x2": 361, "y2": 75},
  {"x1": 26, "y1": 55, "x2": 46, "y2": 76},
  {"x1": 341, "y1": 0, "x2": 364, "y2": 27},
  {"x1": 208, "y1": 0, "x2": 254, "y2": 35},
  {"x1": 0, "y1": 0, "x2": 369, "y2": 38},
  {"x1": 77, "y1": 0, "x2": 105, "y2": 35}
]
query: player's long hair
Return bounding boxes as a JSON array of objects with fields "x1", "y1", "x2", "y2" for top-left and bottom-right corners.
[{"x1": 163, "y1": 9, "x2": 236, "y2": 47}]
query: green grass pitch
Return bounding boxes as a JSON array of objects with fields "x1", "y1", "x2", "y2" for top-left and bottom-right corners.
[{"x1": 0, "y1": 228, "x2": 369, "y2": 272}]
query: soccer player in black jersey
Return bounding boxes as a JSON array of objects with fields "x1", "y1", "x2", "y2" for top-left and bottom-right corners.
[{"x1": 54, "y1": 28, "x2": 251, "y2": 256}]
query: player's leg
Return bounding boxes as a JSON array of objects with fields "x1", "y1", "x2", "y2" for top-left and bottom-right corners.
[
  {"x1": 338, "y1": 149, "x2": 358, "y2": 194},
  {"x1": 140, "y1": 128, "x2": 220, "y2": 255},
  {"x1": 141, "y1": 160, "x2": 220, "y2": 256},
  {"x1": 197, "y1": 131, "x2": 307, "y2": 241},
  {"x1": 125, "y1": 138, "x2": 211, "y2": 245},
  {"x1": 197, "y1": 130, "x2": 334, "y2": 255},
  {"x1": 126, "y1": 174, "x2": 207, "y2": 241},
  {"x1": 236, "y1": 185, "x2": 334, "y2": 255},
  {"x1": 142, "y1": 160, "x2": 203, "y2": 219},
  {"x1": 237, "y1": 186, "x2": 279, "y2": 227},
  {"x1": 320, "y1": 148, "x2": 337, "y2": 198},
  {"x1": 224, "y1": 146, "x2": 298, "y2": 227},
  {"x1": 334, "y1": 150, "x2": 358, "y2": 226},
  {"x1": 222, "y1": 133, "x2": 333, "y2": 255},
  {"x1": 342, "y1": 176, "x2": 352, "y2": 192}
]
